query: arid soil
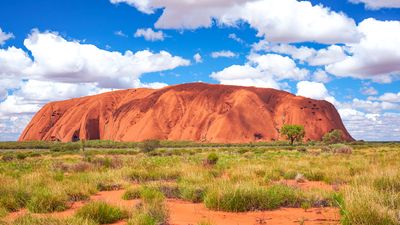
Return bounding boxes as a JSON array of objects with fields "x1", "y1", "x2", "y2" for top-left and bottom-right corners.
[{"x1": 19, "y1": 83, "x2": 352, "y2": 143}]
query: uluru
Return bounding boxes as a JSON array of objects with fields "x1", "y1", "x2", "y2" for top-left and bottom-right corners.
[{"x1": 19, "y1": 83, "x2": 353, "y2": 143}]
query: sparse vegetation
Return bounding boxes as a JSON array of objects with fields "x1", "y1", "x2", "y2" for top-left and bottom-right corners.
[{"x1": 0, "y1": 141, "x2": 399, "y2": 225}]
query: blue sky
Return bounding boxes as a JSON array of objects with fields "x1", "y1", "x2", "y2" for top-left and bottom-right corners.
[{"x1": 0, "y1": 0, "x2": 399, "y2": 141}]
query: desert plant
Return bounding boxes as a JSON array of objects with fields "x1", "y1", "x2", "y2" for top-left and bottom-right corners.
[
  {"x1": 331, "y1": 144, "x2": 353, "y2": 154},
  {"x1": 296, "y1": 146, "x2": 307, "y2": 152},
  {"x1": 27, "y1": 187, "x2": 69, "y2": 213},
  {"x1": 128, "y1": 188, "x2": 168, "y2": 225},
  {"x1": 122, "y1": 187, "x2": 142, "y2": 200},
  {"x1": 50, "y1": 143, "x2": 81, "y2": 152},
  {"x1": 13, "y1": 214, "x2": 98, "y2": 225},
  {"x1": 179, "y1": 184, "x2": 206, "y2": 203},
  {"x1": 139, "y1": 140, "x2": 160, "y2": 153},
  {"x1": 323, "y1": 129, "x2": 344, "y2": 144},
  {"x1": 75, "y1": 201, "x2": 126, "y2": 224},
  {"x1": 280, "y1": 125, "x2": 305, "y2": 145},
  {"x1": 204, "y1": 152, "x2": 219, "y2": 166},
  {"x1": 204, "y1": 183, "x2": 301, "y2": 212}
]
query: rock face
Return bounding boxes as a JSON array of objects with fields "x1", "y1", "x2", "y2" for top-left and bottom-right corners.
[{"x1": 19, "y1": 83, "x2": 353, "y2": 143}]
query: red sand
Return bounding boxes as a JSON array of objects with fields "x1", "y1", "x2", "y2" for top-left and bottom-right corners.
[
  {"x1": 4, "y1": 185, "x2": 340, "y2": 225},
  {"x1": 19, "y1": 82, "x2": 353, "y2": 143}
]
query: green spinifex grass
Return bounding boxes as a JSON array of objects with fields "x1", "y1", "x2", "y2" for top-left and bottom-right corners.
[
  {"x1": 204, "y1": 183, "x2": 302, "y2": 212},
  {"x1": 27, "y1": 187, "x2": 69, "y2": 213},
  {"x1": 127, "y1": 188, "x2": 168, "y2": 225},
  {"x1": 75, "y1": 201, "x2": 126, "y2": 224},
  {"x1": 12, "y1": 214, "x2": 97, "y2": 225}
]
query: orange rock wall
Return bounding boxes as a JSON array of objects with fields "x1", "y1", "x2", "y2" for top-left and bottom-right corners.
[{"x1": 19, "y1": 83, "x2": 353, "y2": 143}]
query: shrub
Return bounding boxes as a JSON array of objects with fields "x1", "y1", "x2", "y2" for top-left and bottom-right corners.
[
  {"x1": 139, "y1": 140, "x2": 160, "y2": 153},
  {"x1": 27, "y1": 187, "x2": 69, "y2": 213},
  {"x1": 71, "y1": 161, "x2": 92, "y2": 172},
  {"x1": 92, "y1": 157, "x2": 123, "y2": 169},
  {"x1": 140, "y1": 187, "x2": 165, "y2": 205},
  {"x1": 156, "y1": 183, "x2": 180, "y2": 199},
  {"x1": 127, "y1": 169, "x2": 180, "y2": 182},
  {"x1": 204, "y1": 184, "x2": 300, "y2": 212},
  {"x1": 331, "y1": 144, "x2": 353, "y2": 154},
  {"x1": 321, "y1": 146, "x2": 331, "y2": 153},
  {"x1": 373, "y1": 175, "x2": 400, "y2": 192},
  {"x1": 296, "y1": 147, "x2": 307, "y2": 153},
  {"x1": 128, "y1": 187, "x2": 168, "y2": 225},
  {"x1": 50, "y1": 143, "x2": 81, "y2": 152},
  {"x1": 204, "y1": 153, "x2": 219, "y2": 166},
  {"x1": 75, "y1": 201, "x2": 126, "y2": 224},
  {"x1": 122, "y1": 187, "x2": 142, "y2": 200},
  {"x1": 0, "y1": 183, "x2": 30, "y2": 212},
  {"x1": 0, "y1": 206, "x2": 8, "y2": 218},
  {"x1": 179, "y1": 185, "x2": 205, "y2": 203},
  {"x1": 323, "y1": 130, "x2": 344, "y2": 144},
  {"x1": 16, "y1": 152, "x2": 28, "y2": 160},
  {"x1": 341, "y1": 187, "x2": 399, "y2": 225},
  {"x1": 303, "y1": 170, "x2": 325, "y2": 181},
  {"x1": 2, "y1": 154, "x2": 15, "y2": 162}
]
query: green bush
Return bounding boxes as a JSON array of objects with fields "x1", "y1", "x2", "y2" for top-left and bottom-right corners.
[
  {"x1": 204, "y1": 153, "x2": 219, "y2": 166},
  {"x1": 75, "y1": 201, "x2": 126, "y2": 224},
  {"x1": 27, "y1": 187, "x2": 69, "y2": 213},
  {"x1": 16, "y1": 153, "x2": 28, "y2": 160},
  {"x1": 139, "y1": 140, "x2": 160, "y2": 153}
]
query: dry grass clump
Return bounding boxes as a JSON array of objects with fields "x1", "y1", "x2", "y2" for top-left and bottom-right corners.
[{"x1": 127, "y1": 187, "x2": 168, "y2": 225}]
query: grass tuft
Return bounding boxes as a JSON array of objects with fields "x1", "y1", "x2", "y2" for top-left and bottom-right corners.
[{"x1": 75, "y1": 201, "x2": 126, "y2": 224}]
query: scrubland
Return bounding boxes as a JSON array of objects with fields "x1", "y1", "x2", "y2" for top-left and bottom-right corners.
[{"x1": 0, "y1": 141, "x2": 399, "y2": 225}]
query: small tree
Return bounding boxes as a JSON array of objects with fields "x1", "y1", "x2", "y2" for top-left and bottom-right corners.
[
  {"x1": 280, "y1": 124, "x2": 305, "y2": 145},
  {"x1": 322, "y1": 129, "x2": 343, "y2": 144}
]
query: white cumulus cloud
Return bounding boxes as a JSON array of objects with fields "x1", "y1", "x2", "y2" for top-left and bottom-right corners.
[
  {"x1": 0, "y1": 28, "x2": 14, "y2": 45},
  {"x1": 296, "y1": 81, "x2": 336, "y2": 104},
  {"x1": 211, "y1": 50, "x2": 237, "y2": 58},
  {"x1": 349, "y1": 0, "x2": 400, "y2": 9},
  {"x1": 193, "y1": 53, "x2": 202, "y2": 63},
  {"x1": 134, "y1": 28, "x2": 165, "y2": 41},
  {"x1": 111, "y1": 0, "x2": 360, "y2": 44},
  {"x1": 326, "y1": 18, "x2": 400, "y2": 82}
]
